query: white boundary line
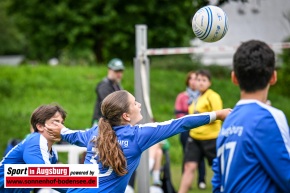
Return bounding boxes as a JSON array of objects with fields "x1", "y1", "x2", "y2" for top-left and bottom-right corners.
[{"x1": 146, "y1": 42, "x2": 290, "y2": 56}]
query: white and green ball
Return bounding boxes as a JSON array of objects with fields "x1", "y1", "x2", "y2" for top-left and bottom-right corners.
[{"x1": 192, "y1": 5, "x2": 229, "y2": 43}]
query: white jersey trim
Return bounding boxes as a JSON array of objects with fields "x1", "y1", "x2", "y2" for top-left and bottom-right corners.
[{"x1": 237, "y1": 99, "x2": 290, "y2": 157}]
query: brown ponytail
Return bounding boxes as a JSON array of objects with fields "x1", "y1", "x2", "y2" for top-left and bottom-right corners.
[{"x1": 94, "y1": 90, "x2": 129, "y2": 176}]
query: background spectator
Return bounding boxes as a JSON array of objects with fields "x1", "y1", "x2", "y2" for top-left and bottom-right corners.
[
  {"x1": 179, "y1": 69, "x2": 223, "y2": 193},
  {"x1": 174, "y1": 71, "x2": 206, "y2": 189},
  {"x1": 92, "y1": 58, "x2": 125, "y2": 126}
]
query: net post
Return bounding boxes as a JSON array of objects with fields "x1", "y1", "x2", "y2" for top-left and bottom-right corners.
[{"x1": 134, "y1": 24, "x2": 150, "y2": 193}]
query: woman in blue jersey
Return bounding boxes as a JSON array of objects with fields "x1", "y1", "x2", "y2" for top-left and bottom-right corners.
[
  {"x1": 212, "y1": 40, "x2": 290, "y2": 193},
  {"x1": 0, "y1": 104, "x2": 67, "y2": 193},
  {"x1": 47, "y1": 90, "x2": 231, "y2": 193}
]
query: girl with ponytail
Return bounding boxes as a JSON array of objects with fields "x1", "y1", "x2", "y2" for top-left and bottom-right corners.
[{"x1": 46, "y1": 90, "x2": 230, "y2": 193}]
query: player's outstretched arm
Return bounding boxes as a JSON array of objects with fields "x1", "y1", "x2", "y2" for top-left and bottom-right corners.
[
  {"x1": 215, "y1": 108, "x2": 232, "y2": 121},
  {"x1": 45, "y1": 122, "x2": 93, "y2": 147}
]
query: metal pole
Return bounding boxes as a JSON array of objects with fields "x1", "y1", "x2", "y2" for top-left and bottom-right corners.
[{"x1": 134, "y1": 24, "x2": 150, "y2": 193}]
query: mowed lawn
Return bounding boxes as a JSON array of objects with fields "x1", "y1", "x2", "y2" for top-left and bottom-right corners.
[{"x1": 170, "y1": 163, "x2": 214, "y2": 193}]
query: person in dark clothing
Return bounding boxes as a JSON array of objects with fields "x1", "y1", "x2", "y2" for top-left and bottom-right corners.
[{"x1": 92, "y1": 58, "x2": 125, "y2": 126}]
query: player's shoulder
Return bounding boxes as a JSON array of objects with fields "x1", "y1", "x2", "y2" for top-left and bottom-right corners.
[
  {"x1": 262, "y1": 103, "x2": 285, "y2": 116},
  {"x1": 237, "y1": 100, "x2": 286, "y2": 121},
  {"x1": 25, "y1": 132, "x2": 41, "y2": 141},
  {"x1": 254, "y1": 100, "x2": 285, "y2": 118},
  {"x1": 262, "y1": 104, "x2": 288, "y2": 126},
  {"x1": 25, "y1": 133, "x2": 50, "y2": 149}
]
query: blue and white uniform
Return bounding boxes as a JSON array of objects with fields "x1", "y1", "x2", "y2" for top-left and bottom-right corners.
[
  {"x1": 0, "y1": 132, "x2": 59, "y2": 193},
  {"x1": 212, "y1": 100, "x2": 290, "y2": 193},
  {"x1": 60, "y1": 112, "x2": 216, "y2": 193}
]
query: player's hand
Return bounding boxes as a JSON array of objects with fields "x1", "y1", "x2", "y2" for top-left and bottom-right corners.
[
  {"x1": 215, "y1": 108, "x2": 232, "y2": 121},
  {"x1": 44, "y1": 121, "x2": 64, "y2": 142}
]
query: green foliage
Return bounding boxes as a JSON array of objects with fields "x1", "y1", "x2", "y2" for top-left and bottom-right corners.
[
  {"x1": 150, "y1": 55, "x2": 202, "y2": 71},
  {"x1": 4, "y1": 0, "x2": 206, "y2": 63},
  {"x1": 150, "y1": 55, "x2": 231, "y2": 79},
  {"x1": 59, "y1": 47, "x2": 97, "y2": 66},
  {"x1": 170, "y1": 164, "x2": 213, "y2": 193},
  {"x1": 275, "y1": 38, "x2": 290, "y2": 95},
  {"x1": 1, "y1": 62, "x2": 289, "y2": 165},
  {"x1": 0, "y1": 0, "x2": 25, "y2": 55},
  {"x1": 0, "y1": 65, "x2": 134, "y2": 159}
]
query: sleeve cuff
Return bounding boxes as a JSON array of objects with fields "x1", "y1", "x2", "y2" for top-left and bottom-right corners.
[
  {"x1": 209, "y1": 112, "x2": 216, "y2": 123},
  {"x1": 60, "y1": 127, "x2": 69, "y2": 134}
]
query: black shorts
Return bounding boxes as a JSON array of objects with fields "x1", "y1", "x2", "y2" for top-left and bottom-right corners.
[{"x1": 184, "y1": 137, "x2": 216, "y2": 166}]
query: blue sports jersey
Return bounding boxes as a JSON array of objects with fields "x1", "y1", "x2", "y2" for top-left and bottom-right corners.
[
  {"x1": 0, "y1": 132, "x2": 59, "y2": 193},
  {"x1": 212, "y1": 100, "x2": 290, "y2": 193},
  {"x1": 60, "y1": 112, "x2": 216, "y2": 193}
]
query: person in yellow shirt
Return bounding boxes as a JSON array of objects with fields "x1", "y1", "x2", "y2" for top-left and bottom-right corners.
[{"x1": 178, "y1": 69, "x2": 223, "y2": 193}]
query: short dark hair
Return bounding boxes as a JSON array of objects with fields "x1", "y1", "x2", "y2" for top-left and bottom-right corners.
[
  {"x1": 233, "y1": 40, "x2": 275, "y2": 92},
  {"x1": 30, "y1": 104, "x2": 67, "y2": 132},
  {"x1": 197, "y1": 69, "x2": 211, "y2": 81}
]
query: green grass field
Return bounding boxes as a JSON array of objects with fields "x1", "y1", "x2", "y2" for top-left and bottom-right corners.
[{"x1": 170, "y1": 163, "x2": 213, "y2": 193}]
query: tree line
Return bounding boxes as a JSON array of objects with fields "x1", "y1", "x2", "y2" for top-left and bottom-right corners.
[{"x1": 0, "y1": 0, "x2": 236, "y2": 65}]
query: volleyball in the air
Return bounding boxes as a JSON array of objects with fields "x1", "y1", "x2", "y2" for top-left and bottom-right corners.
[{"x1": 192, "y1": 5, "x2": 229, "y2": 43}]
